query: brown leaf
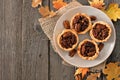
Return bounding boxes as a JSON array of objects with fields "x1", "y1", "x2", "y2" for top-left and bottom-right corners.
[
  {"x1": 32, "y1": 0, "x2": 42, "y2": 8},
  {"x1": 53, "y1": 0, "x2": 67, "y2": 9},
  {"x1": 86, "y1": 73, "x2": 101, "y2": 80},
  {"x1": 88, "y1": 0, "x2": 105, "y2": 9},
  {"x1": 75, "y1": 74, "x2": 82, "y2": 80},
  {"x1": 39, "y1": 6, "x2": 56, "y2": 17},
  {"x1": 103, "y1": 62, "x2": 120, "y2": 80}
]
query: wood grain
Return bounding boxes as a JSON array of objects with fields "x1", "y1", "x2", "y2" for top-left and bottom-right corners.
[
  {"x1": 107, "y1": 20, "x2": 120, "y2": 62},
  {"x1": 0, "y1": 0, "x2": 23, "y2": 80},
  {"x1": 0, "y1": 0, "x2": 120, "y2": 80},
  {"x1": 0, "y1": 0, "x2": 4, "y2": 79},
  {"x1": 49, "y1": 44, "x2": 75, "y2": 80},
  {"x1": 49, "y1": 0, "x2": 75, "y2": 80},
  {"x1": 22, "y1": 0, "x2": 49, "y2": 80}
]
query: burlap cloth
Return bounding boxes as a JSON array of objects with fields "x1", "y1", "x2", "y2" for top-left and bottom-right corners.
[
  {"x1": 39, "y1": 1, "x2": 106, "y2": 70},
  {"x1": 39, "y1": 1, "x2": 82, "y2": 51}
]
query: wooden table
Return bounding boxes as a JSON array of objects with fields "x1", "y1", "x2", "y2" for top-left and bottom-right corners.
[{"x1": 0, "y1": 0, "x2": 120, "y2": 80}]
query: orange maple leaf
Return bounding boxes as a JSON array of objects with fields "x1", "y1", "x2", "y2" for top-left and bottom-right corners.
[
  {"x1": 53, "y1": 0, "x2": 67, "y2": 9},
  {"x1": 88, "y1": 0, "x2": 105, "y2": 9},
  {"x1": 39, "y1": 6, "x2": 56, "y2": 17},
  {"x1": 75, "y1": 68, "x2": 89, "y2": 79},
  {"x1": 32, "y1": 0, "x2": 42, "y2": 8}
]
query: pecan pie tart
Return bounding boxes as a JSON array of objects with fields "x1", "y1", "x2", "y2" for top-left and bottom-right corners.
[
  {"x1": 57, "y1": 29, "x2": 79, "y2": 51},
  {"x1": 90, "y1": 21, "x2": 112, "y2": 42},
  {"x1": 70, "y1": 13, "x2": 92, "y2": 34},
  {"x1": 77, "y1": 39, "x2": 99, "y2": 60}
]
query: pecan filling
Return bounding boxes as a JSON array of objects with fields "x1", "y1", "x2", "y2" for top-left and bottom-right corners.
[
  {"x1": 80, "y1": 41, "x2": 96, "y2": 57},
  {"x1": 92, "y1": 23, "x2": 109, "y2": 40},
  {"x1": 60, "y1": 32, "x2": 77, "y2": 49},
  {"x1": 72, "y1": 15, "x2": 89, "y2": 32}
]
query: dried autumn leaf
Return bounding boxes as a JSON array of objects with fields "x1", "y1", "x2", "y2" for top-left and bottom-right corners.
[
  {"x1": 86, "y1": 73, "x2": 100, "y2": 80},
  {"x1": 82, "y1": 68, "x2": 89, "y2": 78},
  {"x1": 75, "y1": 68, "x2": 89, "y2": 79},
  {"x1": 39, "y1": 6, "x2": 56, "y2": 17},
  {"x1": 103, "y1": 62, "x2": 120, "y2": 80},
  {"x1": 53, "y1": 0, "x2": 67, "y2": 9},
  {"x1": 103, "y1": 3, "x2": 120, "y2": 21},
  {"x1": 75, "y1": 74, "x2": 82, "y2": 80},
  {"x1": 88, "y1": 0, "x2": 105, "y2": 9},
  {"x1": 32, "y1": 0, "x2": 42, "y2": 8}
]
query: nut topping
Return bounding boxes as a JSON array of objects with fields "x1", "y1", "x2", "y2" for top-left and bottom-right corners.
[
  {"x1": 80, "y1": 41, "x2": 96, "y2": 57},
  {"x1": 72, "y1": 15, "x2": 89, "y2": 32},
  {"x1": 60, "y1": 32, "x2": 77, "y2": 49},
  {"x1": 92, "y1": 23, "x2": 109, "y2": 40},
  {"x1": 98, "y1": 43, "x2": 104, "y2": 51},
  {"x1": 63, "y1": 20, "x2": 70, "y2": 29},
  {"x1": 69, "y1": 49, "x2": 77, "y2": 57},
  {"x1": 90, "y1": 15, "x2": 97, "y2": 21}
]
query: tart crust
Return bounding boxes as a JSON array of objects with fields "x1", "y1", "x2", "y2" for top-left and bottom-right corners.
[
  {"x1": 70, "y1": 13, "x2": 92, "y2": 34},
  {"x1": 57, "y1": 29, "x2": 79, "y2": 51},
  {"x1": 90, "y1": 21, "x2": 112, "y2": 42},
  {"x1": 77, "y1": 39, "x2": 99, "y2": 60}
]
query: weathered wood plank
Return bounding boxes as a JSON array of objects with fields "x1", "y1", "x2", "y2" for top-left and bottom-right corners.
[
  {"x1": 22, "y1": 0, "x2": 49, "y2": 80},
  {"x1": 49, "y1": 0, "x2": 76, "y2": 80},
  {"x1": 77, "y1": 0, "x2": 88, "y2": 5},
  {"x1": 107, "y1": 20, "x2": 120, "y2": 62},
  {"x1": 0, "y1": 0, "x2": 4, "y2": 79},
  {"x1": 49, "y1": 45, "x2": 75, "y2": 80},
  {"x1": 0, "y1": 0, "x2": 23, "y2": 80}
]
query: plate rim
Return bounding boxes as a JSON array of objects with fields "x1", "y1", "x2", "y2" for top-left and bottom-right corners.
[{"x1": 53, "y1": 6, "x2": 116, "y2": 67}]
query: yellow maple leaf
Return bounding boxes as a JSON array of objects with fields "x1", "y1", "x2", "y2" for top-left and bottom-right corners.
[
  {"x1": 53, "y1": 0, "x2": 67, "y2": 9},
  {"x1": 103, "y1": 62, "x2": 120, "y2": 80},
  {"x1": 88, "y1": 0, "x2": 105, "y2": 9},
  {"x1": 39, "y1": 6, "x2": 56, "y2": 17},
  {"x1": 32, "y1": 0, "x2": 42, "y2": 8},
  {"x1": 103, "y1": 3, "x2": 120, "y2": 21}
]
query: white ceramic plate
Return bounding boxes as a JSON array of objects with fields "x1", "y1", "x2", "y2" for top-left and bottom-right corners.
[{"x1": 53, "y1": 6, "x2": 116, "y2": 67}]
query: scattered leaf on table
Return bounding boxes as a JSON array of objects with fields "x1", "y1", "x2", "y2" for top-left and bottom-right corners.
[
  {"x1": 102, "y1": 3, "x2": 120, "y2": 21},
  {"x1": 103, "y1": 62, "x2": 120, "y2": 80},
  {"x1": 75, "y1": 68, "x2": 89, "y2": 79},
  {"x1": 86, "y1": 73, "x2": 101, "y2": 80},
  {"x1": 32, "y1": 0, "x2": 42, "y2": 8},
  {"x1": 75, "y1": 74, "x2": 82, "y2": 80},
  {"x1": 53, "y1": 0, "x2": 67, "y2": 9},
  {"x1": 88, "y1": 0, "x2": 105, "y2": 9},
  {"x1": 39, "y1": 6, "x2": 56, "y2": 17}
]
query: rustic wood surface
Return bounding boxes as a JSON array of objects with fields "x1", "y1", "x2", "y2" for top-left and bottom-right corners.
[{"x1": 0, "y1": 0, "x2": 120, "y2": 80}]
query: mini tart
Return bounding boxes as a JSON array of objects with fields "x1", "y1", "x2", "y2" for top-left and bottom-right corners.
[
  {"x1": 77, "y1": 39, "x2": 99, "y2": 60},
  {"x1": 57, "y1": 29, "x2": 79, "y2": 51},
  {"x1": 70, "y1": 13, "x2": 92, "y2": 34},
  {"x1": 90, "y1": 21, "x2": 112, "y2": 42}
]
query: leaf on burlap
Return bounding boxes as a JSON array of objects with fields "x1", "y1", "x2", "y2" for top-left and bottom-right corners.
[
  {"x1": 75, "y1": 68, "x2": 89, "y2": 79},
  {"x1": 88, "y1": 0, "x2": 105, "y2": 9},
  {"x1": 102, "y1": 3, "x2": 120, "y2": 21},
  {"x1": 32, "y1": 0, "x2": 42, "y2": 8},
  {"x1": 53, "y1": 0, "x2": 67, "y2": 9},
  {"x1": 38, "y1": 6, "x2": 56, "y2": 17},
  {"x1": 103, "y1": 62, "x2": 120, "y2": 80}
]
